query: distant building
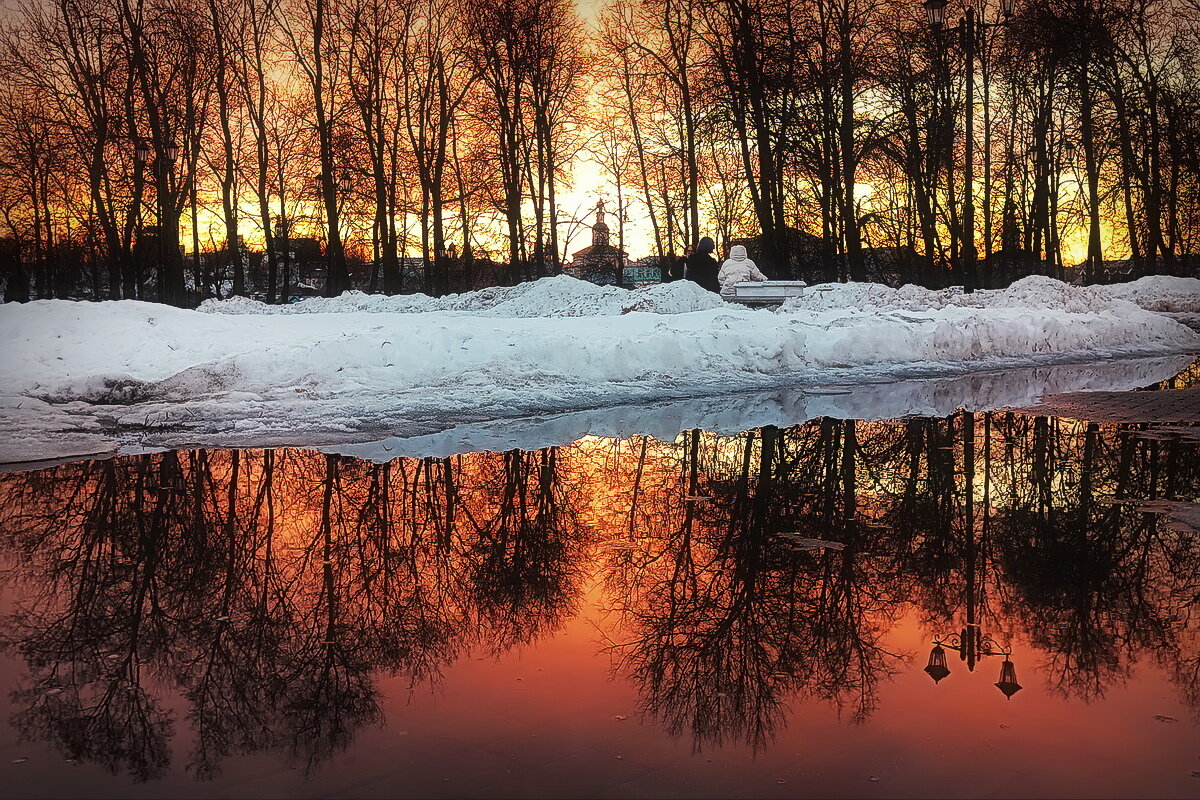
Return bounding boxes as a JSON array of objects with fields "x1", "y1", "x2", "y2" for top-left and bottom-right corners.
[
  {"x1": 1, "y1": 237, "x2": 28, "y2": 302},
  {"x1": 268, "y1": 229, "x2": 324, "y2": 293},
  {"x1": 624, "y1": 255, "x2": 672, "y2": 287},
  {"x1": 270, "y1": 235, "x2": 323, "y2": 264},
  {"x1": 134, "y1": 225, "x2": 186, "y2": 267},
  {"x1": 566, "y1": 200, "x2": 628, "y2": 286}
]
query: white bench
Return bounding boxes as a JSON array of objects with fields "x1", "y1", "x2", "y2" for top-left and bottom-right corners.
[{"x1": 722, "y1": 280, "x2": 810, "y2": 306}]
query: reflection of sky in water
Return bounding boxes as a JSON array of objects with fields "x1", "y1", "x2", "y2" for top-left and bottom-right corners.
[{"x1": 0, "y1": 394, "x2": 1198, "y2": 797}]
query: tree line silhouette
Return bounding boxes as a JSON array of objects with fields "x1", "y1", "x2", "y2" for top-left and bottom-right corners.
[{"x1": 0, "y1": 0, "x2": 1196, "y2": 304}]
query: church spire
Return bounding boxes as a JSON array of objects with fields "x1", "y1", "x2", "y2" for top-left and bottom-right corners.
[{"x1": 591, "y1": 198, "x2": 610, "y2": 248}]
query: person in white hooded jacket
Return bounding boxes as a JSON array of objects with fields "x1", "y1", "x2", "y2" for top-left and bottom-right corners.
[{"x1": 718, "y1": 245, "x2": 768, "y2": 293}]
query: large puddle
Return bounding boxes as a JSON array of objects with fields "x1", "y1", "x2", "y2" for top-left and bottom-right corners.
[{"x1": 1, "y1": 363, "x2": 1198, "y2": 798}]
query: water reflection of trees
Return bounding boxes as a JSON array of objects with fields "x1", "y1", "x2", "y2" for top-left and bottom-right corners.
[
  {"x1": 603, "y1": 423, "x2": 904, "y2": 754},
  {"x1": 0, "y1": 446, "x2": 585, "y2": 780},
  {"x1": 990, "y1": 415, "x2": 1200, "y2": 704},
  {"x1": 603, "y1": 410, "x2": 1200, "y2": 750},
  {"x1": 0, "y1": 407, "x2": 1197, "y2": 775},
  {"x1": 467, "y1": 449, "x2": 585, "y2": 652}
]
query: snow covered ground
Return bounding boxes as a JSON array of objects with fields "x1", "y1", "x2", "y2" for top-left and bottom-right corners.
[{"x1": 1, "y1": 274, "x2": 1196, "y2": 466}]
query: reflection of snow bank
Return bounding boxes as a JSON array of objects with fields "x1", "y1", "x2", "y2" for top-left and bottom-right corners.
[
  {"x1": 1, "y1": 274, "x2": 1197, "y2": 465},
  {"x1": 2, "y1": 354, "x2": 1191, "y2": 468},
  {"x1": 1092, "y1": 276, "x2": 1200, "y2": 313},
  {"x1": 318, "y1": 355, "x2": 1196, "y2": 462},
  {"x1": 1159, "y1": 501, "x2": 1200, "y2": 536},
  {"x1": 0, "y1": 396, "x2": 113, "y2": 466}
]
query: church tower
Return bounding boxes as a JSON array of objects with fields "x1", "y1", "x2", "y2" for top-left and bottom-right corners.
[
  {"x1": 591, "y1": 200, "x2": 610, "y2": 248},
  {"x1": 567, "y1": 197, "x2": 627, "y2": 287}
]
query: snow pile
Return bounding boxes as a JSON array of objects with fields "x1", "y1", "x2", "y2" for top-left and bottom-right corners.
[
  {"x1": 1092, "y1": 275, "x2": 1200, "y2": 313},
  {"x1": 200, "y1": 273, "x2": 1197, "y2": 321},
  {"x1": 4, "y1": 275, "x2": 1197, "y2": 409},
  {"x1": 780, "y1": 275, "x2": 1134, "y2": 315},
  {"x1": 1, "y1": 274, "x2": 1197, "y2": 464},
  {"x1": 770, "y1": 275, "x2": 1197, "y2": 367},
  {"x1": 198, "y1": 274, "x2": 726, "y2": 318}
]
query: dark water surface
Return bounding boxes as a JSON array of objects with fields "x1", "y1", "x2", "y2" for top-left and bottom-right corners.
[{"x1": 1, "y1": 375, "x2": 1199, "y2": 798}]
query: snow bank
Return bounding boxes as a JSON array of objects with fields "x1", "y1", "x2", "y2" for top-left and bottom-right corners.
[
  {"x1": 0, "y1": 396, "x2": 114, "y2": 465},
  {"x1": 198, "y1": 274, "x2": 727, "y2": 317},
  {"x1": 779, "y1": 274, "x2": 1169, "y2": 315},
  {"x1": 9, "y1": 275, "x2": 1193, "y2": 406},
  {"x1": 1092, "y1": 275, "x2": 1200, "y2": 313},
  {"x1": 1, "y1": 274, "x2": 1196, "y2": 464},
  {"x1": 771, "y1": 275, "x2": 1197, "y2": 367}
]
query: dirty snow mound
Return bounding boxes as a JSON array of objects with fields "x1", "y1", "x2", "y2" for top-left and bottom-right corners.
[
  {"x1": 622, "y1": 280, "x2": 729, "y2": 314},
  {"x1": 1093, "y1": 276, "x2": 1200, "y2": 313},
  {"x1": 197, "y1": 275, "x2": 726, "y2": 318},
  {"x1": 778, "y1": 275, "x2": 1128, "y2": 315}
]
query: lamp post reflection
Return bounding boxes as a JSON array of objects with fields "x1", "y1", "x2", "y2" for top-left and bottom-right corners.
[
  {"x1": 925, "y1": 635, "x2": 1022, "y2": 698},
  {"x1": 924, "y1": 410, "x2": 1022, "y2": 699}
]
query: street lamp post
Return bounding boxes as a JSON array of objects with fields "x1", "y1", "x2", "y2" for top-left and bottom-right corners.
[
  {"x1": 312, "y1": 173, "x2": 327, "y2": 290},
  {"x1": 274, "y1": 214, "x2": 291, "y2": 304},
  {"x1": 926, "y1": 629, "x2": 1022, "y2": 695},
  {"x1": 1058, "y1": 139, "x2": 1078, "y2": 280},
  {"x1": 922, "y1": 0, "x2": 1014, "y2": 293},
  {"x1": 925, "y1": 621, "x2": 1022, "y2": 698},
  {"x1": 135, "y1": 139, "x2": 181, "y2": 304},
  {"x1": 339, "y1": 170, "x2": 355, "y2": 289},
  {"x1": 313, "y1": 169, "x2": 353, "y2": 296},
  {"x1": 923, "y1": 541, "x2": 1024, "y2": 697}
]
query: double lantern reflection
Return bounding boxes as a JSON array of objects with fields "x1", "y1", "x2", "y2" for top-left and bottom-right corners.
[{"x1": 925, "y1": 639, "x2": 1022, "y2": 699}]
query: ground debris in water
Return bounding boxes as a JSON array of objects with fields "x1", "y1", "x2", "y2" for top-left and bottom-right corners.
[{"x1": 775, "y1": 533, "x2": 847, "y2": 551}]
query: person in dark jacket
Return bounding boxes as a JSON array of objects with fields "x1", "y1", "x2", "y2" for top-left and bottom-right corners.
[
  {"x1": 684, "y1": 236, "x2": 720, "y2": 294},
  {"x1": 660, "y1": 254, "x2": 685, "y2": 283}
]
